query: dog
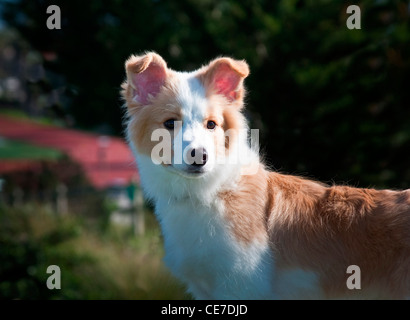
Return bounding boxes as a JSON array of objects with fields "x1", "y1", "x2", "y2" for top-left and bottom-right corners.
[{"x1": 121, "y1": 52, "x2": 410, "y2": 299}]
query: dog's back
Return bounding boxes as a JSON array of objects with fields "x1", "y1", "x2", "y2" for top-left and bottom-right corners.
[{"x1": 265, "y1": 172, "x2": 410, "y2": 298}]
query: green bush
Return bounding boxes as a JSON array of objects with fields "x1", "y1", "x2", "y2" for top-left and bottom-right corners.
[{"x1": 0, "y1": 204, "x2": 189, "y2": 300}]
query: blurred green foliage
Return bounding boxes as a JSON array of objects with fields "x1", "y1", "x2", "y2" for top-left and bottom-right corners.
[
  {"x1": 1, "y1": 0, "x2": 409, "y2": 188},
  {"x1": 0, "y1": 204, "x2": 189, "y2": 299},
  {"x1": 0, "y1": 138, "x2": 62, "y2": 160}
]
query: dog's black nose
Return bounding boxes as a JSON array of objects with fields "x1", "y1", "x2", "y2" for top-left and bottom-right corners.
[{"x1": 189, "y1": 148, "x2": 208, "y2": 166}]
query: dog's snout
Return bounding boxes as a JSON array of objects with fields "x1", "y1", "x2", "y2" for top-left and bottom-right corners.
[{"x1": 189, "y1": 148, "x2": 208, "y2": 166}]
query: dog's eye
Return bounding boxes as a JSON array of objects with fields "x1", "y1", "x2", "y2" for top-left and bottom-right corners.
[
  {"x1": 207, "y1": 120, "x2": 216, "y2": 130},
  {"x1": 164, "y1": 119, "x2": 176, "y2": 130}
]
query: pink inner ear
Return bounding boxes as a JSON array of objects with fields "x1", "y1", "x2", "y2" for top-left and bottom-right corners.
[
  {"x1": 213, "y1": 64, "x2": 241, "y2": 101},
  {"x1": 132, "y1": 64, "x2": 166, "y2": 104}
]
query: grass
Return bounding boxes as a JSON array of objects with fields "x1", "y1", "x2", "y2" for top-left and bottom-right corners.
[
  {"x1": 0, "y1": 138, "x2": 62, "y2": 160},
  {"x1": 0, "y1": 203, "x2": 190, "y2": 300}
]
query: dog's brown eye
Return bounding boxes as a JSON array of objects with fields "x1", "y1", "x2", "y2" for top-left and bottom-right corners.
[
  {"x1": 164, "y1": 119, "x2": 175, "y2": 130},
  {"x1": 207, "y1": 120, "x2": 216, "y2": 130}
]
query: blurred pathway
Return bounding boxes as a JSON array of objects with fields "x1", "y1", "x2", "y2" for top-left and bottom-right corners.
[{"x1": 0, "y1": 115, "x2": 138, "y2": 189}]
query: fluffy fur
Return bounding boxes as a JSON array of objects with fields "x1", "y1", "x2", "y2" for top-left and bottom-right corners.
[{"x1": 122, "y1": 52, "x2": 410, "y2": 299}]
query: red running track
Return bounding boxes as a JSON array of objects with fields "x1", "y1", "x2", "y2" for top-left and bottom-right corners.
[{"x1": 0, "y1": 115, "x2": 138, "y2": 189}]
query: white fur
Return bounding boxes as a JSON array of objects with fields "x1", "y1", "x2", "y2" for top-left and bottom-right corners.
[
  {"x1": 157, "y1": 193, "x2": 274, "y2": 299},
  {"x1": 175, "y1": 72, "x2": 207, "y2": 123}
]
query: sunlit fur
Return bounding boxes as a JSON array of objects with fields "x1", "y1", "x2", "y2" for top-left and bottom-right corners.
[{"x1": 122, "y1": 52, "x2": 410, "y2": 299}]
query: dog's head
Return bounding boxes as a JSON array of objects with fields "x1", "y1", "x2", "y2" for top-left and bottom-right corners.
[{"x1": 122, "y1": 52, "x2": 251, "y2": 180}]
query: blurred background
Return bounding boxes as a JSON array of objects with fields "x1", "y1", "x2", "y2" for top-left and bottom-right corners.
[{"x1": 0, "y1": 0, "x2": 409, "y2": 299}]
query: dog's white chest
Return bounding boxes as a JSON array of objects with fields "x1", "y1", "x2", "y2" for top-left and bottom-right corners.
[{"x1": 155, "y1": 198, "x2": 274, "y2": 299}]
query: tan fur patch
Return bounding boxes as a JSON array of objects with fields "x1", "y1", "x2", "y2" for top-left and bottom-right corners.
[
  {"x1": 124, "y1": 74, "x2": 182, "y2": 159},
  {"x1": 203, "y1": 95, "x2": 247, "y2": 156},
  {"x1": 224, "y1": 168, "x2": 410, "y2": 298},
  {"x1": 219, "y1": 165, "x2": 271, "y2": 244}
]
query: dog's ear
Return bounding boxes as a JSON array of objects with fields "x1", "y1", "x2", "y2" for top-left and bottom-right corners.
[
  {"x1": 125, "y1": 52, "x2": 167, "y2": 105},
  {"x1": 200, "y1": 57, "x2": 249, "y2": 105}
]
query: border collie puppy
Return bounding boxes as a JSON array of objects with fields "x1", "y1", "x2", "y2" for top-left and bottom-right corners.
[{"x1": 122, "y1": 52, "x2": 410, "y2": 299}]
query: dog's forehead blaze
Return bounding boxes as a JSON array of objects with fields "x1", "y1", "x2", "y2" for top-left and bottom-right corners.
[{"x1": 174, "y1": 74, "x2": 208, "y2": 124}]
